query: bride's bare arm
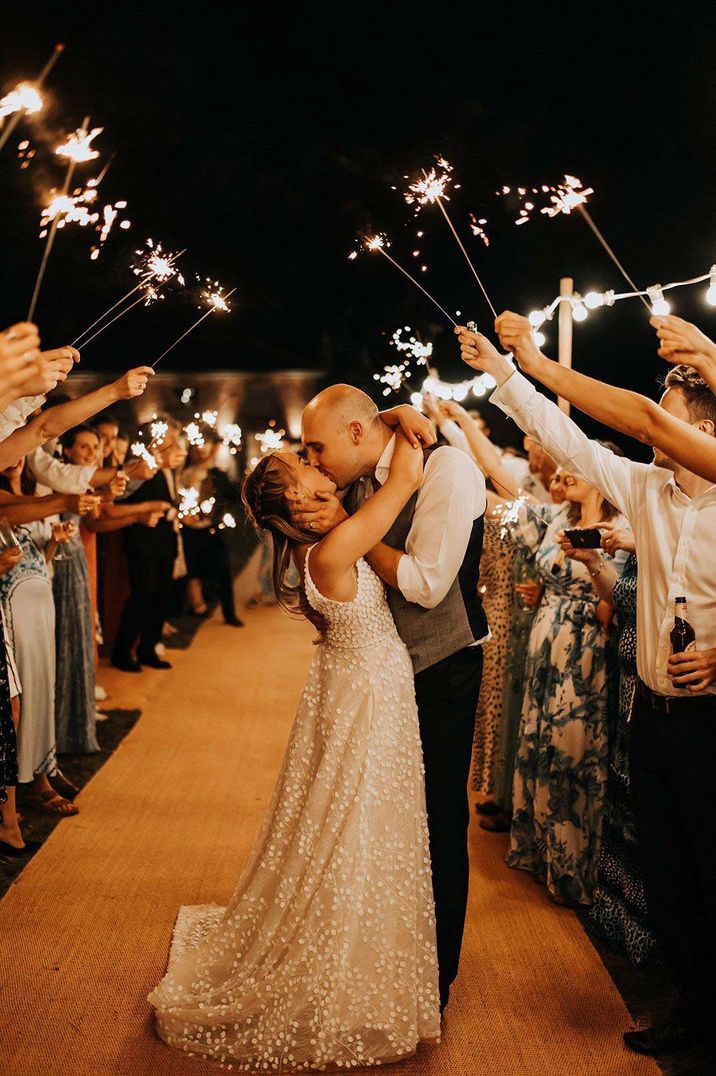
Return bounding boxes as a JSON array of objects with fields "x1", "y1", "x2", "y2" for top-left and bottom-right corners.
[{"x1": 309, "y1": 436, "x2": 422, "y2": 591}]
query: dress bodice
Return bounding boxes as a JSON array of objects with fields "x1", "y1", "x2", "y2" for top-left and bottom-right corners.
[{"x1": 304, "y1": 550, "x2": 398, "y2": 651}]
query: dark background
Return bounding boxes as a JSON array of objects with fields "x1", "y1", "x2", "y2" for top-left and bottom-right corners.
[{"x1": 1, "y1": 2, "x2": 715, "y2": 453}]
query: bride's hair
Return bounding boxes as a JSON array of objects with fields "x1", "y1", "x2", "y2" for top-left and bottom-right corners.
[{"x1": 242, "y1": 454, "x2": 315, "y2": 616}]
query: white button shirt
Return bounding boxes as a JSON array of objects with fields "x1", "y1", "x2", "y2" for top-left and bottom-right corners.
[
  {"x1": 373, "y1": 435, "x2": 488, "y2": 620},
  {"x1": 0, "y1": 395, "x2": 45, "y2": 441},
  {"x1": 492, "y1": 371, "x2": 716, "y2": 696},
  {"x1": 28, "y1": 445, "x2": 96, "y2": 495}
]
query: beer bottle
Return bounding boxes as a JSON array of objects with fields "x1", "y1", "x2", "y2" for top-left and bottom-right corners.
[{"x1": 670, "y1": 596, "x2": 696, "y2": 654}]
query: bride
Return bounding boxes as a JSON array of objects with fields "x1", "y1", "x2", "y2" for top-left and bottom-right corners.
[{"x1": 148, "y1": 430, "x2": 441, "y2": 1070}]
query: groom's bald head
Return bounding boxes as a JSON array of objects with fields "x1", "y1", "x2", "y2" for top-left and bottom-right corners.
[{"x1": 302, "y1": 384, "x2": 384, "y2": 489}]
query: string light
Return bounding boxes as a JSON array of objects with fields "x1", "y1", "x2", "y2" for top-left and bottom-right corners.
[
  {"x1": 706, "y1": 266, "x2": 716, "y2": 307},
  {"x1": 647, "y1": 285, "x2": 670, "y2": 317},
  {"x1": 572, "y1": 300, "x2": 588, "y2": 322}
]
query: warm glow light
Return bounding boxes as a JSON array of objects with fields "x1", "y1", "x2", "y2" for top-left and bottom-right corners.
[
  {"x1": 532, "y1": 330, "x2": 546, "y2": 348},
  {"x1": 55, "y1": 125, "x2": 103, "y2": 163},
  {"x1": 405, "y1": 156, "x2": 453, "y2": 210},
  {"x1": 584, "y1": 291, "x2": 604, "y2": 309},
  {"x1": 0, "y1": 82, "x2": 43, "y2": 120},
  {"x1": 572, "y1": 301, "x2": 588, "y2": 322},
  {"x1": 707, "y1": 267, "x2": 716, "y2": 306},
  {"x1": 528, "y1": 309, "x2": 546, "y2": 328},
  {"x1": 648, "y1": 286, "x2": 670, "y2": 316}
]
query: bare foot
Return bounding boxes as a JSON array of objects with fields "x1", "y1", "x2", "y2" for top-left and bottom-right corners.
[{"x1": 0, "y1": 822, "x2": 25, "y2": 849}]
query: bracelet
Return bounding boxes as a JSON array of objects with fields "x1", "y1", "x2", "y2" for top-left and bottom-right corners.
[{"x1": 587, "y1": 558, "x2": 605, "y2": 579}]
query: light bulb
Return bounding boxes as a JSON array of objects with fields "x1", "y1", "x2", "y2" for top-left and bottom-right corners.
[
  {"x1": 707, "y1": 267, "x2": 716, "y2": 306},
  {"x1": 528, "y1": 309, "x2": 546, "y2": 328},
  {"x1": 572, "y1": 302, "x2": 588, "y2": 322},
  {"x1": 410, "y1": 392, "x2": 423, "y2": 410},
  {"x1": 532, "y1": 330, "x2": 546, "y2": 348},
  {"x1": 584, "y1": 291, "x2": 604, "y2": 310},
  {"x1": 472, "y1": 381, "x2": 487, "y2": 398},
  {"x1": 648, "y1": 285, "x2": 670, "y2": 317},
  {"x1": 453, "y1": 384, "x2": 469, "y2": 402}
]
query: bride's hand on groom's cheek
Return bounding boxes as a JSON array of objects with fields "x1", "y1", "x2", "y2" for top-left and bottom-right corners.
[{"x1": 291, "y1": 491, "x2": 349, "y2": 535}]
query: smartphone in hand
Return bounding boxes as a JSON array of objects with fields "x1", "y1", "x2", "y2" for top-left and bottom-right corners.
[{"x1": 564, "y1": 527, "x2": 603, "y2": 549}]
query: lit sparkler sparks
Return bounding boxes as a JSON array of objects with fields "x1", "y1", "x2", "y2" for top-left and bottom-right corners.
[
  {"x1": 222, "y1": 423, "x2": 242, "y2": 454},
  {"x1": 131, "y1": 442, "x2": 158, "y2": 469},
  {"x1": 55, "y1": 124, "x2": 103, "y2": 163},
  {"x1": 0, "y1": 83, "x2": 43, "y2": 121},
  {"x1": 0, "y1": 44, "x2": 64, "y2": 156},
  {"x1": 178, "y1": 486, "x2": 200, "y2": 518},
  {"x1": 403, "y1": 156, "x2": 497, "y2": 317},
  {"x1": 200, "y1": 409, "x2": 218, "y2": 428},
  {"x1": 71, "y1": 242, "x2": 185, "y2": 349},
  {"x1": 220, "y1": 512, "x2": 236, "y2": 529},
  {"x1": 39, "y1": 188, "x2": 99, "y2": 232},
  {"x1": 151, "y1": 282, "x2": 236, "y2": 369},
  {"x1": 150, "y1": 419, "x2": 169, "y2": 443},
  {"x1": 374, "y1": 326, "x2": 434, "y2": 397},
  {"x1": 184, "y1": 421, "x2": 205, "y2": 447},
  {"x1": 256, "y1": 426, "x2": 286, "y2": 453},
  {"x1": 469, "y1": 213, "x2": 490, "y2": 247}
]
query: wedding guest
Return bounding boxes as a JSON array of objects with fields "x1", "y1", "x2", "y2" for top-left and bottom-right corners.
[
  {"x1": 0, "y1": 460, "x2": 98, "y2": 816},
  {"x1": 504, "y1": 467, "x2": 626, "y2": 905},
  {"x1": 459, "y1": 317, "x2": 716, "y2": 1056},
  {"x1": 111, "y1": 420, "x2": 186, "y2": 671},
  {"x1": 559, "y1": 523, "x2": 658, "y2": 965},
  {"x1": 179, "y1": 428, "x2": 243, "y2": 625}
]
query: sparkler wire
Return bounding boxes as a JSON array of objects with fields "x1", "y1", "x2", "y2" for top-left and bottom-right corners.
[
  {"x1": 576, "y1": 204, "x2": 651, "y2": 312},
  {"x1": 76, "y1": 291, "x2": 149, "y2": 350},
  {"x1": 151, "y1": 287, "x2": 236, "y2": 368},
  {"x1": 70, "y1": 249, "x2": 186, "y2": 347},
  {"x1": 434, "y1": 198, "x2": 497, "y2": 318},
  {"x1": 28, "y1": 113, "x2": 90, "y2": 320},
  {"x1": 375, "y1": 246, "x2": 456, "y2": 326},
  {"x1": 0, "y1": 43, "x2": 64, "y2": 155}
]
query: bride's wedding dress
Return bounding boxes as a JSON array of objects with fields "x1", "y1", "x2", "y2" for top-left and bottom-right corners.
[{"x1": 149, "y1": 551, "x2": 440, "y2": 1070}]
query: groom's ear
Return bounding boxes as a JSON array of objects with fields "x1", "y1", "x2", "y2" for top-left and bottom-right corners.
[{"x1": 348, "y1": 421, "x2": 363, "y2": 445}]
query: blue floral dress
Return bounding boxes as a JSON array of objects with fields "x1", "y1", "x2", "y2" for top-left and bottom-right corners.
[
  {"x1": 587, "y1": 554, "x2": 658, "y2": 962},
  {"x1": 506, "y1": 503, "x2": 620, "y2": 906}
]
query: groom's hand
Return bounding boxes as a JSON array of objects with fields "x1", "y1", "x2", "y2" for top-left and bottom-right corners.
[{"x1": 290, "y1": 490, "x2": 349, "y2": 535}]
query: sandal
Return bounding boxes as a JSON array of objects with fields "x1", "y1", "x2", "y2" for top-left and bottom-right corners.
[
  {"x1": 475, "y1": 799, "x2": 502, "y2": 817},
  {"x1": 479, "y1": 812, "x2": 511, "y2": 833},
  {"x1": 49, "y1": 770, "x2": 80, "y2": 799},
  {"x1": 25, "y1": 790, "x2": 79, "y2": 817}
]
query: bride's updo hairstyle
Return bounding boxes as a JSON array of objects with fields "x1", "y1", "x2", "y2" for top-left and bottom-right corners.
[{"x1": 242, "y1": 453, "x2": 314, "y2": 615}]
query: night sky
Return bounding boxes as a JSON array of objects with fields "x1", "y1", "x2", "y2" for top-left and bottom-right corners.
[{"x1": 2, "y1": 3, "x2": 715, "y2": 454}]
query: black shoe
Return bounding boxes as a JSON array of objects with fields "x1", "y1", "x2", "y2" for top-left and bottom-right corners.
[
  {"x1": 624, "y1": 1017, "x2": 713, "y2": 1056},
  {"x1": 140, "y1": 656, "x2": 172, "y2": 670},
  {"x1": 0, "y1": 838, "x2": 42, "y2": 857},
  {"x1": 224, "y1": 615, "x2": 244, "y2": 627},
  {"x1": 110, "y1": 654, "x2": 141, "y2": 673}
]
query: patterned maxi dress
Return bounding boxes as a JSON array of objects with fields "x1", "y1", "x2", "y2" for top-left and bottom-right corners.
[
  {"x1": 587, "y1": 554, "x2": 658, "y2": 963},
  {"x1": 149, "y1": 553, "x2": 440, "y2": 1070},
  {"x1": 471, "y1": 518, "x2": 516, "y2": 797},
  {"x1": 506, "y1": 503, "x2": 619, "y2": 905},
  {"x1": 0, "y1": 613, "x2": 17, "y2": 805},
  {"x1": 53, "y1": 514, "x2": 99, "y2": 755}
]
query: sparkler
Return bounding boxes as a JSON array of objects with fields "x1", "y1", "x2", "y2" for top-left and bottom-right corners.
[
  {"x1": 375, "y1": 326, "x2": 434, "y2": 396},
  {"x1": 76, "y1": 280, "x2": 162, "y2": 351},
  {"x1": 404, "y1": 157, "x2": 497, "y2": 318},
  {"x1": 184, "y1": 421, "x2": 205, "y2": 447},
  {"x1": 70, "y1": 242, "x2": 186, "y2": 348},
  {"x1": 256, "y1": 426, "x2": 286, "y2": 453},
  {"x1": 151, "y1": 284, "x2": 236, "y2": 369},
  {"x1": 0, "y1": 43, "x2": 64, "y2": 155},
  {"x1": 28, "y1": 114, "x2": 96, "y2": 320},
  {"x1": 359, "y1": 234, "x2": 457, "y2": 326},
  {"x1": 222, "y1": 423, "x2": 242, "y2": 454},
  {"x1": 178, "y1": 487, "x2": 200, "y2": 519},
  {"x1": 131, "y1": 442, "x2": 158, "y2": 469}
]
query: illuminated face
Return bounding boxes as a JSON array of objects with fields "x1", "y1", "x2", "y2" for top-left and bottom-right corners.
[
  {"x1": 301, "y1": 411, "x2": 364, "y2": 490},
  {"x1": 96, "y1": 421, "x2": 119, "y2": 462},
  {"x1": 561, "y1": 470, "x2": 595, "y2": 505},
  {"x1": 549, "y1": 470, "x2": 567, "y2": 504},
  {"x1": 274, "y1": 450, "x2": 337, "y2": 501},
  {"x1": 65, "y1": 431, "x2": 101, "y2": 467}
]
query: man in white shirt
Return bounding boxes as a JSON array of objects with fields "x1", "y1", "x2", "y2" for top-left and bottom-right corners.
[
  {"x1": 295, "y1": 384, "x2": 487, "y2": 1013},
  {"x1": 455, "y1": 322, "x2": 716, "y2": 1058}
]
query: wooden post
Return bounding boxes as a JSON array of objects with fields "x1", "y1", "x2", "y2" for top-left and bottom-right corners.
[{"x1": 557, "y1": 276, "x2": 574, "y2": 415}]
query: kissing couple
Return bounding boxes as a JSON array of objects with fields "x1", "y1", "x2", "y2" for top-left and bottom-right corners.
[{"x1": 149, "y1": 385, "x2": 488, "y2": 1071}]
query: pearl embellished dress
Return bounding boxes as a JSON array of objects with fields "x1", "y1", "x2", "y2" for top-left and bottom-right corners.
[{"x1": 149, "y1": 551, "x2": 440, "y2": 1070}]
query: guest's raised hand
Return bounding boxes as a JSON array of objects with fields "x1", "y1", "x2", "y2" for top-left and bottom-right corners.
[
  {"x1": 0, "y1": 546, "x2": 23, "y2": 575},
  {"x1": 420, "y1": 393, "x2": 441, "y2": 425},
  {"x1": 0, "y1": 322, "x2": 42, "y2": 391},
  {"x1": 390, "y1": 430, "x2": 424, "y2": 490},
  {"x1": 651, "y1": 315, "x2": 716, "y2": 391},
  {"x1": 440, "y1": 399, "x2": 469, "y2": 422},
  {"x1": 597, "y1": 521, "x2": 636, "y2": 556},
  {"x1": 65, "y1": 491, "x2": 101, "y2": 516},
  {"x1": 290, "y1": 490, "x2": 349, "y2": 535},
  {"x1": 138, "y1": 507, "x2": 166, "y2": 528},
  {"x1": 124, "y1": 457, "x2": 157, "y2": 482},
  {"x1": 113, "y1": 366, "x2": 155, "y2": 400},
  {"x1": 106, "y1": 472, "x2": 128, "y2": 499},
  {"x1": 494, "y1": 311, "x2": 541, "y2": 370},
  {"x1": 667, "y1": 647, "x2": 716, "y2": 692},
  {"x1": 455, "y1": 325, "x2": 502, "y2": 372}
]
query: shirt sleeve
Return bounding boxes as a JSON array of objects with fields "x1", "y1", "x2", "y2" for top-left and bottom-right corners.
[
  {"x1": 491, "y1": 372, "x2": 645, "y2": 519},
  {"x1": 27, "y1": 447, "x2": 96, "y2": 494},
  {"x1": 395, "y1": 445, "x2": 486, "y2": 609},
  {"x1": 0, "y1": 395, "x2": 45, "y2": 442},
  {"x1": 437, "y1": 419, "x2": 473, "y2": 458}
]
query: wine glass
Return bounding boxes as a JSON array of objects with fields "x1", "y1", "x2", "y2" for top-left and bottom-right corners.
[
  {"x1": 52, "y1": 520, "x2": 76, "y2": 562},
  {"x1": 0, "y1": 516, "x2": 21, "y2": 553}
]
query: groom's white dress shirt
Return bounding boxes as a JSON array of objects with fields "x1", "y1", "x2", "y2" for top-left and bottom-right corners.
[
  {"x1": 372, "y1": 435, "x2": 488, "y2": 625},
  {"x1": 492, "y1": 370, "x2": 716, "y2": 697}
]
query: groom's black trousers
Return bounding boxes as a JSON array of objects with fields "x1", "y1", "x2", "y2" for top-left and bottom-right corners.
[{"x1": 414, "y1": 643, "x2": 483, "y2": 1006}]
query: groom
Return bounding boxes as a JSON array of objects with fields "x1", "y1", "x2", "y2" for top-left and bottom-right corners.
[{"x1": 293, "y1": 384, "x2": 488, "y2": 1011}]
